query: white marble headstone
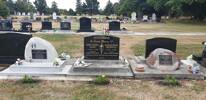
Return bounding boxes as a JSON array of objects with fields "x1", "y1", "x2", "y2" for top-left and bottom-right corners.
[
  {"x1": 52, "y1": 12, "x2": 57, "y2": 20},
  {"x1": 22, "y1": 12, "x2": 26, "y2": 16},
  {"x1": 33, "y1": 13, "x2": 37, "y2": 20},
  {"x1": 143, "y1": 15, "x2": 148, "y2": 21},
  {"x1": 131, "y1": 12, "x2": 137, "y2": 21},
  {"x1": 152, "y1": 13, "x2": 156, "y2": 21}
]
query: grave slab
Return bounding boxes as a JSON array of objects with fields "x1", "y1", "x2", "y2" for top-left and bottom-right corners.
[
  {"x1": 69, "y1": 57, "x2": 133, "y2": 77},
  {"x1": 130, "y1": 56, "x2": 205, "y2": 79}
]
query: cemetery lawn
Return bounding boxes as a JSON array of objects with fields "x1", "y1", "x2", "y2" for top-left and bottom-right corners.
[
  {"x1": 0, "y1": 79, "x2": 206, "y2": 100},
  {"x1": 13, "y1": 21, "x2": 206, "y2": 33}
]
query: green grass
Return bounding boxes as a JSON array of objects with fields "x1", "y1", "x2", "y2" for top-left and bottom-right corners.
[
  {"x1": 38, "y1": 34, "x2": 68, "y2": 41},
  {"x1": 132, "y1": 44, "x2": 202, "y2": 59}
]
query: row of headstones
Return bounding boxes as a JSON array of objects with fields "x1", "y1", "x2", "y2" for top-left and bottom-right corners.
[
  {"x1": 0, "y1": 32, "x2": 205, "y2": 66},
  {"x1": 0, "y1": 17, "x2": 122, "y2": 32}
]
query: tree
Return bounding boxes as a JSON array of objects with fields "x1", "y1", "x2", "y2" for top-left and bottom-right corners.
[
  {"x1": 76, "y1": 0, "x2": 82, "y2": 14},
  {"x1": 51, "y1": 1, "x2": 59, "y2": 14},
  {"x1": 6, "y1": 0, "x2": 15, "y2": 14},
  {"x1": 85, "y1": 0, "x2": 100, "y2": 15},
  {"x1": 34, "y1": 0, "x2": 47, "y2": 15},
  {"x1": 68, "y1": 9, "x2": 76, "y2": 16},
  {"x1": 103, "y1": 0, "x2": 114, "y2": 16},
  {"x1": 147, "y1": 0, "x2": 168, "y2": 21},
  {"x1": 0, "y1": 0, "x2": 9, "y2": 18}
]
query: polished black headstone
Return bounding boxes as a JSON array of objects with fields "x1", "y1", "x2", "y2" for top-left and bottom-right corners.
[
  {"x1": 109, "y1": 21, "x2": 121, "y2": 31},
  {"x1": 60, "y1": 22, "x2": 71, "y2": 30},
  {"x1": 145, "y1": 37, "x2": 177, "y2": 58},
  {"x1": 41, "y1": 21, "x2": 52, "y2": 30},
  {"x1": 77, "y1": 17, "x2": 94, "y2": 32},
  {"x1": 84, "y1": 35, "x2": 119, "y2": 60},
  {"x1": 0, "y1": 32, "x2": 32, "y2": 64},
  {"x1": 21, "y1": 21, "x2": 32, "y2": 32},
  {"x1": 0, "y1": 20, "x2": 13, "y2": 31}
]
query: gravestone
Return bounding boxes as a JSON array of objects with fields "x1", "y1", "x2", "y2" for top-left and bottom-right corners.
[
  {"x1": 60, "y1": 21, "x2": 71, "y2": 30},
  {"x1": 131, "y1": 12, "x2": 137, "y2": 21},
  {"x1": 146, "y1": 48, "x2": 180, "y2": 71},
  {"x1": 77, "y1": 17, "x2": 94, "y2": 32},
  {"x1": 143, "y1": 15, "x2": 148, "y2": 22},
  {"x1": 33, "y1": 13, "x2": 37, "y2": 20},
  {"x1": 145, "y1": 37, "x2": 177, "y2": 58},
  {"x1": 84, "y1": 35, "x2": 120, "y2": 60},
  {"x1": 21, "y1": 21, "x2": 32, "y2": 32},
  {"x1": 109, "y1": 21, "x2": 121, "y2": 31},
  {"x1": 22, "y1": 12, "x2": 26, "y2": 16},
  {"x1": 25, "y1": 37, "x2": 58, "y2": 62},
  {"x1": 52, "y1": 12, "x2": 57, "y2": 20},
  {"x1": 152, "y1": 13, "x2": 156, "y2": 22},
  {"x1": 0, "y1": 32, "x2": 32, "y2": 64},
  {"x1": 0, "y1": 20, "x2": 13, "y2": 31},
  {"x1": 41, "y1": 21, "x2": 52, "y2": 30}
]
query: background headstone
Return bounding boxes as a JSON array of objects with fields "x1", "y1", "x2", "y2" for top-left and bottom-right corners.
[
  {"x1": 60, "y1": 21, "x2": 71, "y2": 30},
  {"x1": 21, "y1": 21, "x2": 32, "y2": 32},
  {"x1": 152, "y1": 13, "x2": 156, "y2": 22},
  {"x1": 84, "y1": 35, "x2": 120, "y2": 60},
  {"x1": 33, "y1": 13, "x2": 37, "y2": 20},
  {"x1": 77, "y1": 17, "x2": 94, "y2": 32},
  {"x1": 52, "y1": 12, "x2": 57, "y2": 20},
  {"x1": 22, "y1": 12, "x2": 26, "y2": 16},
  {"x1": 109, "y1": 21, "x2": 121, "y2": 31},
  {"x1": 41, "y1": 21, "x2": 52, "y2": 30},
  {"x1": 145, "y1": 37, "x2": 177, "y2": 58},
  {"x1": 131, "y1": 12, "x2": 137, "y2": 21},
  {"x1": 143, "y1": 15, "x2": 148, "y2": 22},
  {"x1": 0, "y1": 32, "x2": 32, "y2": 64},
  {"x1": 0, "y1": 20, "x2": 13, "y2": 31}
]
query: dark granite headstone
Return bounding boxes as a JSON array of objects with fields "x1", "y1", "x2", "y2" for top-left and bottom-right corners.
[
  {"x1": 0, "y1": 32, "x2": 32, "y2": 64},
  {"x1": 21, "y1": 21, "x2": 32, "y2": 32},
  {"x1": 77, "y1": 17, "x2": 94, "y2": 32},
  {"x1": 109, "y1": 21, "x2": 120, "y2": 31},
  {"x1": 84, "y1": 35, "x2": 119, "y2": 60},
  {"x1": 60, "y1": 22, "x2": 71, "y2": 30},
  {"x1": 145, "y1": 37, "x2": 177, "y2": 58},
  {"x1": 41, "y1": 21, "x2": 52, "y2": 30},
  {"x1": 0, "y1": 20, "x2": 13, "y2": 31}
]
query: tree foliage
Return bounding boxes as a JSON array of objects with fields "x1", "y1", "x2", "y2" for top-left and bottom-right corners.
[
  {"x1": 0, "y1": 0, "x2": 9, "y2": 18},
  {"x1": 34, "y1": 0, "x2": 47, "y2": 15},
  {"x1": 103, "y1": 0, "x2": 114, "y2": 16}
]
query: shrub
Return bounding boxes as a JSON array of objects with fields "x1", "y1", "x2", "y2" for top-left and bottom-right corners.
[
  {"x1": 21, "y1": 75, "x2": 38, "y2": 84},
  {"x1": 93, "y1": 75, "x2": 110, "y2": 85},
  {"x1": 161, "y1": 75, "x2": 180, "y2": 86}
]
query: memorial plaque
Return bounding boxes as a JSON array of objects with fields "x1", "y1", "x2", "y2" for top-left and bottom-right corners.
[
  {"x1": 77, "y1": 17, "x2": 94, "y2": 32},
  {"x1": 21, "y1": 21, "x2": 32, "y2": 32},
  {"x1": 159, "y1": 55, "x2": 173, "y2": 65},
  {"x1": 60, "y1": 22, "x2": 71, "y2": 30},
  {"x1": 84, "y1": 35, "x2": 119, "y2": 60},
  {"x1": 145, "y1": 37, "x2": 177, "y2": 58},
  {"x1": 32, "y1": 50, "x2": 47, "y2": 59},
  {"x1": 41, "y1": 21, "x2": 52, "y2": 30},
  {"x1": 0, "y1": 20, "x2": 13, "y2": 31},
  {"x1": 109, "y1": 21, "x2": 121, "y2": 31}
]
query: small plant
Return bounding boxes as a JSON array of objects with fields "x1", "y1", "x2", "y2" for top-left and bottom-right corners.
[
  {"x1": 93, "y1": 75, "x2": 110, "y2": 85},
  {"x1": 21, "y1": 75, "x2": 38, "y2": 84},
  {"x1": 161, "y1": 75, "x2": 180, "y2": 86}
]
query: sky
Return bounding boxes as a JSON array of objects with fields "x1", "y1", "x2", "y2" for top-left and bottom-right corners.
[{"x1": 27, "y1": 0, "x2": 119, "y2": 10}]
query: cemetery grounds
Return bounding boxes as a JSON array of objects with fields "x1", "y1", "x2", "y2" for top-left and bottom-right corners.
[{"x1": 1, "y1": 21, "x2": 206, "y2": 100}]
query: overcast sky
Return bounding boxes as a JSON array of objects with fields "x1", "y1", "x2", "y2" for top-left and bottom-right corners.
[{"x1": 27, "y1": 0, "x2": 119, "y2": 10}]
